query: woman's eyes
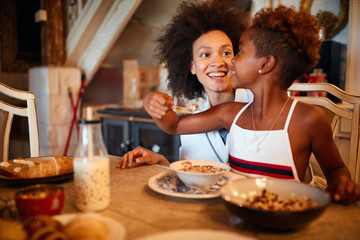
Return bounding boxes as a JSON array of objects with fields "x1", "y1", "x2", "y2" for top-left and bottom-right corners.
[
  {"x1": 200, "y1": 53, "x2": 209, "y2": 58},
  {"x1": 223, "y1": 51, "x2": 233, "y2": 56},
  {"x1": 199, "y1": 50, "x2": 233, "y2": 58}
]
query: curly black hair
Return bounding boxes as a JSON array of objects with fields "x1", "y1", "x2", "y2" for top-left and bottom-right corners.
[
  {"x1": 155, "y1": 0, "x2": 250, "y2": 99},
  {"x1": 249, "y1": 5, "x2": 322, "y2": 89}
]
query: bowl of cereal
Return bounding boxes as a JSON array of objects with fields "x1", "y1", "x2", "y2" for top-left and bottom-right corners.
[
  {"x1": 15, "y1": 184, "x2": 64, "y2": 220},
  {"x1": 170, "y1": 160, "x2": 230, "y2": 189},
  {"x1": 220, "y1": 178, "x2": 330, "y2": 231}
]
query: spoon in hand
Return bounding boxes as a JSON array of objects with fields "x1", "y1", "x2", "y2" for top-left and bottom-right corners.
[{"x1": 173, "y1": 103, "x2": 200, "y2": 115}]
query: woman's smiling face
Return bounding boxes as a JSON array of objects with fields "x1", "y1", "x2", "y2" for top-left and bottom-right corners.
[{"x1": 190, "y1": 30, "x2": 234, "y2": 94}]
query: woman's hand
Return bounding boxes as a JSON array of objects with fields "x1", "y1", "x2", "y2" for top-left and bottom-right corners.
[
  {"x1": 143, "y1": 92, "x2": 175, "y2": 119},
  {"x1": 327, "y1": 174, "x2": 360, "y2": 203},
  {"x1": 116, "y1": 146, "x2": 170, "y2": 169}
]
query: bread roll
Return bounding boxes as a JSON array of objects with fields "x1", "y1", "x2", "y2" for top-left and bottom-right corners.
[
  {"x1": 0, "y1": 156, "x2": 73, "y2": 178},
  {"x1": 63, "y1": 215, "x2": 109, "y2": 240}
]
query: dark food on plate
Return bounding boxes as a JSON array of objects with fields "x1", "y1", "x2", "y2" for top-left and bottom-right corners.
[
  {"x1": 179, "y1": 161, "x2": 225, "y2": 173},
  {"x1": 0, "y1": 157, "x2": 73, "y2": 178},
  {"x1": 23, "y1": 215, "x2": 69, "y2": 240},
  {"x1": 242, "y1": 189, "x2": 317, "y2": 212},
  {"x1": 23, "y1": 214, "x2": 110, "y2": 240}
]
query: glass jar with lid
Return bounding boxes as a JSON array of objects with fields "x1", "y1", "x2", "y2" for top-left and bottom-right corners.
[{"x1": 73, "y1": 119, "x2": 110, "y2": 212}]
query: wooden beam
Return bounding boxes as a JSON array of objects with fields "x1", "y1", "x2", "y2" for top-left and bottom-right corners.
[
  {"x1": 65, "y1": 0, "x2": 143, "y2": 85},
  {"x1": 42, "y1": 0, "x2": 65, "y2": 65},
  {"x1": 65, "y1": 0, "x2": 115, "y2": 66}
]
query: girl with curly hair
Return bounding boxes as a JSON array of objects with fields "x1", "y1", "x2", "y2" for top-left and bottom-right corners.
[
  {"x1": 117, "y1": 0, "x2": 250, "y2": 168},
  {"x1": 143, "y1": 5, "x2": 360, "y2": 203}
]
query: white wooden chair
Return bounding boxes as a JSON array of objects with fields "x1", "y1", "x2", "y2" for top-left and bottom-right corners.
[
  {"x1": 288, "y1": 83, "x2": 360, "y2": 185},
  {"x1": 0, "y1": 82, "x2": 39, "y2": 162}
]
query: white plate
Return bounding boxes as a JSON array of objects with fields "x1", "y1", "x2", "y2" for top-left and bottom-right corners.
[
  {"x1": 0, "y1": 172, "x2": 73, "y2": 185},
  {"x1": 148, "y1": 170, "x2": 245, "y2": 199},
  {"x1": 54, "y1": 213, "x2": 126, "y2": 240},
  {"x1": 136, "y1": 229, "x2": 256, "y2": 240}
]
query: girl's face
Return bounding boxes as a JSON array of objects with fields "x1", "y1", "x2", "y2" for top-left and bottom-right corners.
[
  {"x1": 232, "y1": 29, "x2": 261, "y2": 89},
  {"x1": 191, "y1": 30, "x2": 234, "y2": 94}
]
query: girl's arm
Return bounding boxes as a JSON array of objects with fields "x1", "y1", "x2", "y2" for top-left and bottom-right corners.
[
  {"x1": 307, "y1": 106, "x2": 360, "y2": 203},
  {"x1": 143, "y1": 93, "x2": 243, "y2": 135},
  {"x1": 152, "y1": 103, "x2": 231, "y2": 135}
]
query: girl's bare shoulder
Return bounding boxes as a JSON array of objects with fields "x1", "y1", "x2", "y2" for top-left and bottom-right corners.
[{"x1": 292, "y1": 100, "x2": 330, "y2": 126}]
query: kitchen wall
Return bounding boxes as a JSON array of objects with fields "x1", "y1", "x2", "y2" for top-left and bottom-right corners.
[
  {"x1": 82, "y1": 0, "x2": 182, "y2": 106},
  {"x1": 103, "y1": 0, "x2": 183, "y2": 68}
]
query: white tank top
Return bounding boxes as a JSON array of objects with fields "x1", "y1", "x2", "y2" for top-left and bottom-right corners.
[{"x1": 227, "y1": 100, "x2": 300, "y2": 181}]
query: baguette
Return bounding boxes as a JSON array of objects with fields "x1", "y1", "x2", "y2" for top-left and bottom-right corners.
[{"x1": 0, "y1": 156, "x2": 73, "y2": 179}]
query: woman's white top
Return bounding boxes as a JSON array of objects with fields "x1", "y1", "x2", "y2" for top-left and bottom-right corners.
[{"x1": 227, "y1": 100, "x2": 300, "y2": 181}]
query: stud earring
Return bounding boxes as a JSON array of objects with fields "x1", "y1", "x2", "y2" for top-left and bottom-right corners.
[{"x1": 258, "y1": 69, "x2": 262, "y2": 74}]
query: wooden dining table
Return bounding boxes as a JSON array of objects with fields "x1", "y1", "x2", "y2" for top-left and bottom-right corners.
[{"x1": 1, "y1": 157, "x2": 360, "y2": 240}]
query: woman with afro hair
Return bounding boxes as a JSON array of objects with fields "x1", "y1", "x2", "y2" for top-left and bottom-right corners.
[
  {"x1": 117, "y1": 0, "x2": 251, "y2": 168},
  {"x1": 143, "y1": 5, "x2": 360, "y2": 203}
]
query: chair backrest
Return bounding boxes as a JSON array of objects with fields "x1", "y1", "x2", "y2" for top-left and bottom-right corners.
[
  {"x1": 0, "y1": 82, "x2": 39, "y2": 162},
  {"x1": 288, "y1": 83, "x2": 360, "y2": 184}
]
